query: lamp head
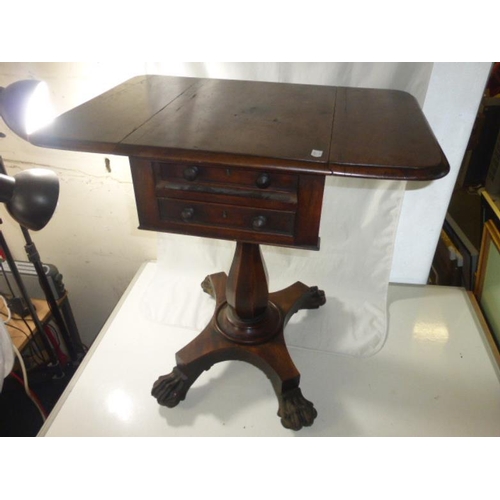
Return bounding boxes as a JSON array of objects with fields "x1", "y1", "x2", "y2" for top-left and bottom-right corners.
[
  {"x1": 0, "y1": 169, "x2": 59, "y2": 230},
  {"x1": 0, "y1": 80, "x2": 55, "y2": 139}
]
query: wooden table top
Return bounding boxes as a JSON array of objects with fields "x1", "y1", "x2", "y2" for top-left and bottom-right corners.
[{"x1": 29, "y1": 75, "x2": 449, "y2": 180}]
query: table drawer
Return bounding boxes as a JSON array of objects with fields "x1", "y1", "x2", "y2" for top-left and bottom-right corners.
[
  {"x1": 158, "y1": 198, "x2": 295, "y2": 237},
  {"x1": 130, "y1": 157, "x2": 325, "y2": 249},
  {"x1": 154, "y1": 161, "x2": 298, "y2": 192},
  {"x1": 154, "y1": 162, "x2": 298, "y2": 210}
]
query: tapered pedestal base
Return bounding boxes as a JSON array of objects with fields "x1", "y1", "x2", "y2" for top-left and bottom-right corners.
[{"x1": 152, "y1": 271, "x2": 326, "y2": 430}]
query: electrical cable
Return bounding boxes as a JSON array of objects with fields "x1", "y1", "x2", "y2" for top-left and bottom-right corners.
[
  {"x1": 0, "y1": 231, "x2": 61, "y2": 372},
  {"x1": 0, "y1": 260, "x2": 17, "y2": 297},
  {"x1": 43, "y1": 324, "x2": 69, "y2": 366},
  {"x1": 1, "y1": 295, "x2": 47, "y2": 422},
  {"x1": 47, "y1": 318, "x2": 89, "y2": 354},
  {"x1": 45, "y1": 322, "x2": 61, "y2": 346},
  {"x1": 0, "y1": 309, "x2": 49, "y2": 365},
  {"x1": 1, "y1": 255, "x2": 87, "y2": 356},
  {"x1": 0, "y1": 320, "x2": 46, "y2": 366},
  {"x1": 19, "y1": 315, "x2": 49, "y2": 361},
  {"x1": 46, "y1": 321, "x2": 89, "y2": 353},
  {"x1": 0, "y1": 258, "x2": 51, "y2": 363}
]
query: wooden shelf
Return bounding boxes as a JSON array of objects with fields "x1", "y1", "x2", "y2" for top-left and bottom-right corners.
[{"x1": 2, "y1": 297, "x2": 59, "y2": 351}]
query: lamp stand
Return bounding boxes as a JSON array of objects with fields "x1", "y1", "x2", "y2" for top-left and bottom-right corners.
[
  {"x1": 0, "y1": 157, "x2": 82, "y2": 363},
  {"x1": 0, "y1": 225, "x2": 63, "y2": 376},
  {"x1": 21, "y1": 227, "x2": 80, "y2": 362}
]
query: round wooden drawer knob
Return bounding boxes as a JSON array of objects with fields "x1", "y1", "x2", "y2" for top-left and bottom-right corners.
[
  {"x1": 183, "y1": 166, "x2": 199, "y2": 181},
  {"x1": 181, "y1": 208, "x2": 195, "y2": 221},
  {"x1": 252, "y1": 215, "x2": 267, "y2": 230},
  {"x1": 255, "y1": 173, "x2": 271, "y2": 189}
]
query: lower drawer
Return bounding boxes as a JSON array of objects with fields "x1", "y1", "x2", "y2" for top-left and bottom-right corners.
[{"x1": 158, "y1": 198, "x2": 295, "y2": 237}]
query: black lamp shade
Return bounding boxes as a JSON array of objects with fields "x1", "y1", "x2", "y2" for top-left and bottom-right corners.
[
  {"x1": 0, "y1": 169, "x2": 59, "y2": 230},
  {"x1": 0, "y1": 80, "x2": 46, "y2": 139}
]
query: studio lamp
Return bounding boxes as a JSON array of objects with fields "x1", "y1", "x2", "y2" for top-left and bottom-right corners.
[
  {"x1": 0, "y1": 80, "x2": 79, "y2": 371},
  {"x1": 0, "y1": 168, "x2": 59, "y2": 230},
  {"x1": 0, "y1": 158, "x2": 79, "y2": 363},
  {"x1": 0, "y1": 79, "x2": 59, "y2": 230},
  {"x1": 0, "y1": 80, "x2": 55, "y2": 139}
]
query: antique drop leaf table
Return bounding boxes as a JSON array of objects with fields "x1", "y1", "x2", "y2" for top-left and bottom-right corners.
[{"x1": 29, "y1": 75, "x2": 449, "y2": 430}]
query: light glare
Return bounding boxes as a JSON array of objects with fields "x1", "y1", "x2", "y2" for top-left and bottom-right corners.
[
  {"x1": 106, "y1": 388, "x2": 134, "y2": 422},
  {"x1": 25, "y1": 82, "x2": 55, "y2": 135},
  {"x1": 413, "y1": 321, "x2": 449, "y2": 343}
]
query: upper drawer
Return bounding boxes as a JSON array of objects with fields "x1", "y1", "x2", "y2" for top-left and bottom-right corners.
[{"x1": 153, "y1": 162, "x2": 298, "y2": 193}]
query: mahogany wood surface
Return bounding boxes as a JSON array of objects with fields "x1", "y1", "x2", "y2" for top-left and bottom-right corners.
[
  {"x1": 226, "y1": 243, "x2": 269, "y2": 321},
  {"x1": 152, "y1": 272, "x2": 324, "y2": 430},
  {"x1": 330, "y1": 87, "x2": 448, "y2": 179},
  {"x1": 129, "y1": 156, "x2": 323, "y2": 249},
  {"x1": 30, "y1": 75, "x2": 449, "y2": 180}
]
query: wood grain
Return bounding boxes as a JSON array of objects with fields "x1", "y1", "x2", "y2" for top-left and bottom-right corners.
[
  {"x1": 330, "y1": 87, "x2": 448, "y2": 180},
  {"x1": 30, "y1": 75, "x2": 449, "y2": 180}
]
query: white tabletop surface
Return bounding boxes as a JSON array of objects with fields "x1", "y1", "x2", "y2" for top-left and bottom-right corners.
[{"x1": 39, "y1": 262, "x2": 500, "y2": 436}]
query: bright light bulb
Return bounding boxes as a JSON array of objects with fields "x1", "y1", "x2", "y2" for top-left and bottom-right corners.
[{"x1": 25, "y1": 82, "x2": 55, "y2": 135}]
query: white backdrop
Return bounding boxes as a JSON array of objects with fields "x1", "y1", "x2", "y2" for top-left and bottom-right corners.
[
  {"x1": 146, "y1": 177, "x2": 406, "y2": 356},
  {"x1": 0, "y1": 62, "x2": 491, "y2": 346}
]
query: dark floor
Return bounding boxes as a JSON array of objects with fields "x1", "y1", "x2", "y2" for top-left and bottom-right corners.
[{"x1": 0, "y1": 362, "x2": 79, "y2": 436}]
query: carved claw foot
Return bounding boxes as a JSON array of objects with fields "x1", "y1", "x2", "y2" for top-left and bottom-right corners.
[
  {"x1": 201, "y1": 276, "x2": 215, "y2": 298},
  {"x1": 278, "y1": 387, "x2": 318, "y2": 430},
  {"x1": 301, "y1": 286, "x2": 326, "y2": 310},
  {"x1": 152, "y1": 367, "x2": 190, "y2": 408}
]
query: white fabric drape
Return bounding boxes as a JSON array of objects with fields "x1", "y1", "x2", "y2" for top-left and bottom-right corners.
[
  {"x1": 141, "y1": 177, "x2": 405, "y2": 357},
  {"x1": 0, "y1": 320, "x2": 14, "y2": 392}
]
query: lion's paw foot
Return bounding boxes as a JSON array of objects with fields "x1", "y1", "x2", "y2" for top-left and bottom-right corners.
[
  {"x1": 301, "y1": 286, "x2": 326, "y2": 310},
  {"x1": 151, "y1": 367, "x2": 189, "y2": 408},
  {"x1": 278, "y1": 387, "x2": 317, "y2": 430},
  {"x1": 201, "y1": 276, "x2": 215, "y2": 298}
]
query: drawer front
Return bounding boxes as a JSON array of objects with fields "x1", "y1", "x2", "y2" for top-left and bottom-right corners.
[
  {"x1": 154, "y1": 162, "x2": 298, "y2": 192},
  {"x1": 130, "y1": 157, "x2": 324, "y2": 249},
  {"x1": 158, "y1": 198, "x2": 295, "y2": 237},
  {"x1": 153, "y1": 162, "x2": 298, "y2": 191}
]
